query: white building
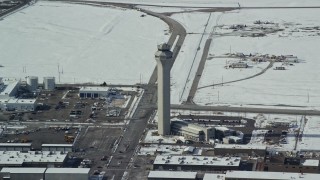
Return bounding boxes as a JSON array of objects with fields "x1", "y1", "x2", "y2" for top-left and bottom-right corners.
[
  {"x1": 6, "y1": 99, "x2": 36, "y2": 111},
  {"x1": 0, "y1": 167, "x2": 90, "y2": 180},
  {"x1": 171, "y1": 120, "x2": 215, "y2": 141},
  {"x1": 1, "y1": 167, "x2": 46, "y2": 180},
  {"x1": 45, "y1": 168, "x2": 90, "y2": 180},
  {"x1": 43, "y1": 77, "x2": 55, "y2": 90},
  {"x1": 27, "y1": 76, "x2": 38, "y2": 92},
  {"x1": 0, "y1": 151, "x2": 67, "y2": 167},
  {"x1": 148, "y1": 171, "x2": 197, "y2": 180},
  {"x1": 225, "y1": 171, "x2": 320, "y2": 180},
  {"x1": 0, "y1": 80, "x2": 19, "y2": 99},
  {"x1": 153, "y1": 155, "x2": 240, "y2": 171},
  {"x1": 79, "y1": 86, "x2": 109, "y2": 98},
  {"x1": 203, "y1": 173, "x2": 226, "y2": 180}
]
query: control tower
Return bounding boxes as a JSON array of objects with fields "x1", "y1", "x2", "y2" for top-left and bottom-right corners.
[{"x1": 155, "y1": 43, "x2": 173, "y2": 135}]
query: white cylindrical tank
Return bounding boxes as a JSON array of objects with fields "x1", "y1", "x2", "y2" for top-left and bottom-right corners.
[
  {"x1": 27, "y1": 76, "x2": 38, "y2": 92},
  {"x1": 43, "y1": 77, "x2": 55, "y2": 90}
]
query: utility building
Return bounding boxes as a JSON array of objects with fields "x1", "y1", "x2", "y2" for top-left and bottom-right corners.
[{"x1": 155, "y1": 43, "x2": 173, "y2": 135}]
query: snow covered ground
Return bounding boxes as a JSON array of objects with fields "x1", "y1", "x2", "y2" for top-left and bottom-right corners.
[
  {"x1": 0, "y1": 1, "x2": 168, "y2": 84},
  {"x1": 194, "y1": 9, "x2": 320, "y2": 109},
  {"x1": 298, "y1": 116, "x2": 320, "y2": 151},
  {"x1": 170, "y1": 12, "x2": 222, "y2": 103}
]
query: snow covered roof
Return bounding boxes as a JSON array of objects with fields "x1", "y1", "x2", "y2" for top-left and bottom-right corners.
[
  {"x1": 79, "y1": 86, "x2": 109, "y2": 93},
  {"x1": 16, "y1": 99, "x2": 36, "y2": 104},
  {"x1": 301, "y1": 159, "x2": 319, "y2": 167},
  {"x1": 0, "y1": 81, "x2": 18, "y2": 96},
  {"x1": 215, "y1": 144, "x2": 266, "y2": 150},
  {"x1": 154, "y1": 155, "x2": 240, "y2": 167},
  {"x1": 148, "y1": 171, "x2": 197, "y2": 179},
  {"x1": 46, "y1": 168, "x2": 90, "y2": 174},
  {"x1": 0, "y1": 151, "x2": 67, "y2": 165},
  {"x1": 1, "y1": 167, "x2": 46, "y2": 174},
  {"x1": 226, "y1": 171, "x2": 320, "y2": 180},
  {"x1": 203, "y1": 173, "x2": 225, "y2": 180},
  {"x1": 41, "y1": 144, "x2": 73, "y2": 147},
  {"x1": 0, "y1": 143, "x2": 32, "y2": 147},
  {"x1": 215, "y1": 127, "x2": 230, "y2": 132},
  {"x1": 183, "y1": 146, "x2": 195, "y2": 152}
]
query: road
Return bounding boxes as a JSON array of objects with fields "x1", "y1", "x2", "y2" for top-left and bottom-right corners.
[
  {"x1": 171, "y1": 104, "x2": 320, "y2": 116},
  {"x1": 0, "y1": 0, "x2": 29, "y2": 17}
]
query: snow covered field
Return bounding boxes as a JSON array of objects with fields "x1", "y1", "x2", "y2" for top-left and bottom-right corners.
[
  {"x1": 194, "y1": 9, "x2": 320, "y2": 109},
  {"x1": 298, "y1": 116, "x2": 320, "y2": 151},
  {"x1": 0, "y1": 1, "x2": 168, "y2": 84},
  {"x1": 170, "y1": 12, "x2": 222, "y2": 103}
]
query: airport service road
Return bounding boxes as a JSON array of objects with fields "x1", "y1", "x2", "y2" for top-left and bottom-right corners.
[{"x1": 172, "y1": 104, "x2": 320, "y2": 116}]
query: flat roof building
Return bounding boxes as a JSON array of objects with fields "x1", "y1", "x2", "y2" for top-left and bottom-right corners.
[
  {"x1": 214, "y1": 144, "x2": 267, "y2": 157},
  {"x1": 0, "y1": 143, "x2": 32, "y2": 151},
  {"x1": 0, "y1": 80, "x2": 19, "y2": 99},
  {"x1": 41, "y1": 144, "x2": 73, "y2": 152},
  {"x1": 6, "y1": 98, "x2": 37, "y2": 111},
  {"x1": 148, "y1": 171, "x2": 197, "y2": 180},
  {"x1": 171, "y1": 120, "x2": 215, "y2": 141},
  {"x1": 1, "y1": 167, "x2": 46, "y2": 180},
  {"x1": 79, "y1": 86, "x2": 109, "y2": 98},
  {"x1": 45, "y1": 168, "x2": 90, "y2": 180},
  {"x1": 225, "y1": 171, "x2": 320, "y2": 180},
  {"x1": 153, "y1": 155, "x2": 240, "y2": 171},
  {"x1": 0, "y1": 151, "x2": 67, "y2": 167},
  {"x1": 203, "y1": 173, "x2": 226, "y2": 180}
]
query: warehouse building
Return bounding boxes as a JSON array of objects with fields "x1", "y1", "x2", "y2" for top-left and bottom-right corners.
[
  {"x1": 0, "y1": 151, "x2": 67, "y2": 167},
  {"x1": 0, "y1": 167, "x2": 46, "y2": 180},
  {"x1": 0, "y1": 143, "x2": 32, "y2": 151},
  {"x1": 148, "y1": 171, "x2": 197, "y2": 180},
  {"x1": 214, "y1": 144, "x2": 267, "y2": 157},
  {"x1": 5, "y1": 99, "x2": 36, "y2": 111},
  {"x1": 41, "y1": 144, "x2": 73, "y2": 152},
  {"x1": 171, "y1": 120, "x2": 215, "y2": 141},
  {"x1": 266, "y1": 157, "x2": 320, "y2": 173},
  {"x1": 0, "y1": 167, "x2": 90, "y2": 180},
  {"x1": 153, "y1": 155, "x2": 240, "y2": 171},
  {"x1": 79, "y1": 86, "x2": 109, "y2": 98},
  {"x1": 225, "y1": 171, "x2": 320, "y2": 180},
  {"x1": 45, "y1": 168, "x2": 90, "y2": 180},
  {"x1": 0, "y1": 80, "x2": 19, "y2": 99},
  {"x1": 0, "y1": 78, "x2": 36, "y2": 112}
]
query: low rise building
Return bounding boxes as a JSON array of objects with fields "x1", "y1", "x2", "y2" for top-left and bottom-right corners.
[
  {"x1": 153, "y1": 155, "x2": 240, "y2": 171},
  {"x1": 203, "y1": 173, "x2": 226, "y2": 180},
  {"x1": 266, "y1": 157, "x2": 320, "y2": 173},
  {"x1": 6, "y1": 99, "x2": 37, "y2": 111},
  {"x1": 41, "y1": 144, "x2": 73, "y2": 152},
  {"x1": 0, "y1": 143, "x2": 32, "y2": 151},
  {"x1": 45, "y1": 168, "x2": 90, "y2": 180},
  {"x1": 214, "y1": 144, "x2": 267, "y2": 157},
  {"x1": 0, "y1": 80, "x2": 19, "y2": 99},
  {"x1": 171, "y1": 120, "x2": 215, "y2": 141},
  {"x1": 229, "y1": 62, "x2": 248, "y2": 68},
  {"x1": 0, "y1": 151, "x2": 67, "y2": 167},
  {"x1": 225, "y1": 171, "x2": 320, "y2": 180},
  {"x1": 148, "y1": 171, "x2": 197, "y2": 180},
  {"x1": 79, "y1": 86, "x2": 109, "y2": 98},
  {"x1": 0, "y1": 167, "x2": 46, "y2": 180},
  {"x1": 0, "y1": 167, "x2": 90, "y2": 180}
]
